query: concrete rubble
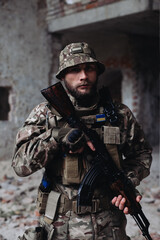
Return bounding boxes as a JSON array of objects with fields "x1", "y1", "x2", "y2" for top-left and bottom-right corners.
[{"x1": 0, "y1": 148, "x2": 159, "y2": 240}]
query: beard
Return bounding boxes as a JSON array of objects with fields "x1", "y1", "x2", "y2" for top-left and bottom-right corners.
[{"x1": 64, "y1": 79, "x2": 98, "y2": 107}]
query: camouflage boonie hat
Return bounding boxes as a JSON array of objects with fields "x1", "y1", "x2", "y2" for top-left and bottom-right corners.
[{"x1": 56, "y1": 42, "x2": 105, "y2": 79}]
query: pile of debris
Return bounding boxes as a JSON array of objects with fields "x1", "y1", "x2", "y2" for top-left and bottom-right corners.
[{"x1": 0, "y1": 162, "x2": 43, "y2": 240}]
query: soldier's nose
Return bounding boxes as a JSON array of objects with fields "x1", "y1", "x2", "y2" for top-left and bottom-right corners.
[{"x1": 79, "y1": 69, "x2": 88, "y2": 80}]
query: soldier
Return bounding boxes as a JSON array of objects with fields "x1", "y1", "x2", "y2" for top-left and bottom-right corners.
[{"x1": 12, "y1": 42, "x2": 152, "y2": 240}]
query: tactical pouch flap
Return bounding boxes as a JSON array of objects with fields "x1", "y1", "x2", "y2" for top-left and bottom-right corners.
[
  {"x1": 103, "y1": 126, "x2": 120, "y2": 144},
  {"x1": 62, "y1": 154, "x2": 84, "y2": 184},
  {"x1": 44, "y1": 190, "x2": 61, "y2": 224}
]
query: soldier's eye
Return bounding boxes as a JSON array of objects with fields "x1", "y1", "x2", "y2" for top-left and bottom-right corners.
[
  {"x1": 73, "y1": 67, "x2": 81, "y2": 72},
  {"x1": 67, "y1": 67, "x2": 81, "y2": 73},
  {"x1": 86, "y1": 65, "x2": 97, "y2": 72}
]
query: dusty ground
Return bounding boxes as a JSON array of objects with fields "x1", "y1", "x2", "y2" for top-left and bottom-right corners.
[{"x1": 0, "y1": 147, "x2": 159, "y2": 240}]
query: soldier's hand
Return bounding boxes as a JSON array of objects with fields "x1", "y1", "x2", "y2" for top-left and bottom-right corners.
[
  {"x1": 111, "y1": 195, "x2": 142, "y2": 214},
  {"x1": 58, "y1": 127, "x2": 96, "y2": 154},
  {"x1": 58, "y1": 128, "x2": 85, "y2": 153},
  {"x1": 69, "y1": 140, "x2": 95, "y2": 154}
]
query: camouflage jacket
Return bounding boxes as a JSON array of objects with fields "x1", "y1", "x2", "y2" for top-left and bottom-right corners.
[{"x1": 12, "y1": 98, "x2": 152, "y2": 189}]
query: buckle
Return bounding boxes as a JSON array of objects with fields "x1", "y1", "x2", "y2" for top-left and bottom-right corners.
[
  {"x1": 72, "y1": 199, "x2": 100, "y2": 214},
  {"x1": 72, "y1": 201, "x2": 92, "y2": 214},
  {"x1": 92, "y1": 199, "x2": 100, "y2": 213}
]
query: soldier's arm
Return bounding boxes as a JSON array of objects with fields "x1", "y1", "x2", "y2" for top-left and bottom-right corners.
[
  {"x1": 111, "y1": 104, "x2": 151, "y2": 213},
  {"x1": 12, "y1": 102, "x2": 59, "y2": 177},
  {"x1": 121, "y1": 105, "x2": 152, "y2": 187}
]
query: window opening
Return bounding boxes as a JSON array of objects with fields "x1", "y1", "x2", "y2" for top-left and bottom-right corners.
[{"x1": 0, "y1": 87, "x2": 11, "y2": 120}]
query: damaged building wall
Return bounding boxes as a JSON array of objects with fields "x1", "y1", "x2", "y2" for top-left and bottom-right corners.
[
  {"x1": 46, "y1": 0, "x2": 122, "y2": 20},
  {"x1": 132, "y1": 36, "x2": 159, "y2": 146},
  {"x1": 0, "y1": 0, "x2": 52, "y2": 160}
]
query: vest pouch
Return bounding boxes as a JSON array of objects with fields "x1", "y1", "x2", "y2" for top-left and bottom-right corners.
[
  {"x1": 62, "y1": 154, "x2": 84, "y2": 185},
  {"x1": 36, "y1": 187, "x2": 49, "y2": 214},
  {"x1": 103, "y1": 126, "x2": 121, "y2": 169},
  {"x1": 103, "y1": 126, "x2": 120, "y2": 145}
]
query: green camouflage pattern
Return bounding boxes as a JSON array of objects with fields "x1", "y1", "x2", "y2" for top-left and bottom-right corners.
[
  {"x1": 12, "y1": 96, "x2": 152, "y2": 240},
  {"x1": 56, "y1": 42, "x2": 105, "y2": 79}
]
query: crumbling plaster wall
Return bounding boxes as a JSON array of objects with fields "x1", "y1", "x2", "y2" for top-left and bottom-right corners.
[{"x1": 0, "y1": 0, "x2": 52, "y2": 160}]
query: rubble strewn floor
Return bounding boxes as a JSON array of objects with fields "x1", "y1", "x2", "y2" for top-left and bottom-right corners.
[{"x1": 0, "y1": 148, "x2": 159, "y2": 240}]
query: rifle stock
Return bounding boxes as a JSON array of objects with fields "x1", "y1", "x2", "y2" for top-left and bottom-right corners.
[
  {"x1": 41, "y1": 82, "x2": 152, "y2": 240},
  {"x1": 41, "y1": 82, "x2": 75, "y2": 120}
]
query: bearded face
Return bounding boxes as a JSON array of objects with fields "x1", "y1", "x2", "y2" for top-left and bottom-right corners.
[{"x1": 62, "y1": 63, "x2": 98, "y2": 106}]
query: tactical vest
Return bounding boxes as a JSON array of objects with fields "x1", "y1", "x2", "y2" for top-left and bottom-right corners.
[
  {"x1": 47, "y1": 103, "x2": 122, "y2": 185},
  {"x1": 37, "y1": 102, "x2": 122, "y2": 217}
]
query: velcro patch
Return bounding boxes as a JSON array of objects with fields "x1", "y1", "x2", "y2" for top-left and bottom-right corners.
[{"x1": 103, "y1": 126, "x2": 120, "y2": 144}]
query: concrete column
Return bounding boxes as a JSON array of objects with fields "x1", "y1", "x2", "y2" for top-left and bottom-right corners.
[{"x1": 48, "y1": 34, "x2": 63, "y2": 85}]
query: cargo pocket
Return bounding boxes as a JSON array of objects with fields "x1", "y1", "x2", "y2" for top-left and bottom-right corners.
[
  {"x1": 110, "y1": 210, "x2": 128, "y2": 240},
  {"x1": 62, "y1": 154, "x2": 85, "y2": 184},
  {"x1": 96, "y1": 209, "x2": 128, "y2": 240},
  {"x1": 112, "y1": 226, "x2": 129, "y2": 240},
  {"x1": 103, "y1": 126, "x2": 121, "y2": 169}
]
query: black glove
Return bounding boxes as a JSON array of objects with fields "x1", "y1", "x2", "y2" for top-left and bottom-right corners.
[{"x1": 58, "y1": 128, "x2": 85, "y2": 153}]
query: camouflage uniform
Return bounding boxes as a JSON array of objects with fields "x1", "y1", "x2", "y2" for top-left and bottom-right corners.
[{"x1": 12, "y1": 42, "x2": 152, "y2": 240}]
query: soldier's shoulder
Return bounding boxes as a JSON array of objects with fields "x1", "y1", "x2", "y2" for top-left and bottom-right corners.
[
  {"x1": 32, "y1": 101, "x2": 48, "y2": 112},
  {"x1": 25, "y1": 102, "x2": 48, "y2": 124},
  {"x1": 114, "y1": 102, "x2": 132, "y2": 116}
]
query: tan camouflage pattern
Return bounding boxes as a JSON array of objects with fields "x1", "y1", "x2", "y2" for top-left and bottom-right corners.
[
  {"x1": 18, "y1": 210, "x2": 129, "y2": 240},
  {"x1": 56, "y1": 42, "x2": 105, "y2": 79},
  {"x1": 12, "y1": 99, "x2": 152, "y2": 185},
  {"x1": 12, "y1": 97, "x2": 152, "y2": 240},
  {"x1": 12, "y1": 102, "x2": 59, "y2": 177},
  {"x1": 46, "y1": 208, "x2": 128, "y2": 240}
]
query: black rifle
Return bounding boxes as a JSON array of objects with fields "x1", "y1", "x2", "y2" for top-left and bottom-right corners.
[{"x1": 41, "y1": 82, "x2": 152, "y2": 240}]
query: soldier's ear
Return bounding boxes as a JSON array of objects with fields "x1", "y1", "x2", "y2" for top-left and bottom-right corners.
[{"x1": 59, "y1": 70, "x2": 66, "y2": 81}]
